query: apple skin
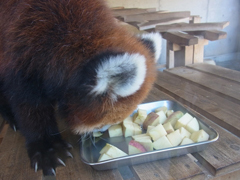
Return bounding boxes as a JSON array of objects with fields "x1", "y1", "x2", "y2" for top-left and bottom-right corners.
[
  {"x1": 143, "y1": 112, "x2": 160, "y2": 130},
  {"x1": 129, "y1": 140, "x2": 147, "y2": 154},
  {"x1": 164, "y1": 111, "x2": 184, "y2": 127}
]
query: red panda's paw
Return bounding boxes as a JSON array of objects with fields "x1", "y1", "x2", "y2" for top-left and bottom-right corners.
[
  {"x1": 27, "y1": 138, "x2": 73, "y2": 176},
  {"x1": 139, "y1": 32, "x2": 162, "y2": 62}
]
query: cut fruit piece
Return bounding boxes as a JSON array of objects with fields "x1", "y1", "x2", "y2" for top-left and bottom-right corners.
[
  {"x1": 167, "y1": 129, "x2": 183, "y2": 146},
  {"x1": 190, "y1": 129, "x2": 209, "y2": 143},
  {"x1": 149, "y1": 124, "x2": 167, "y2": 141},
  {"x1": 98, "y1": 153, "x2": 112, "y2": 162},
  {"x1": 135, "y1": 138, "x2": 153, "y2": 151},
  {"x1": 128, "y1": 140, "x2": 147, "y2": 155},
  {"x1": 146, "y1": 125, "x2": 155, "y2": 135},
  {"x1": 164, "y1": 111, "x2": 184, "y2": 127},
  {"x1": 166, "y1": 110, "x2": 174, "y2": 117},
  {"x1": 179, "y1": 127, "x2": 191, "y2": 138},
  {"x1": 93, "y1": 131, "x2": 103, "y2": 137},
  {"x1": 155, "y1": 106, "x2": 168, "y2": 114},
  {"x1": 180, "y1": 137, "x2": 194, "y2": 145},
  {"x1": 143, "y1": 112, "x2": 160, "y2": 130},
  {"x1": 132, "y1": 134, "x2": 151, "y2": 141},
  {"x1": 185, "y1": 117, "x2": 200, "y2": 133},
  {"x1": 156, "y1": 111, "x2": 167, "y2": 124},
  {"x1": 174, "y1": 113, "x2": 193, "y2": 129},
  {"x1": 108, "y1": 124, "x2": 123, "y2": 137},
  {"x1": 123, "y1": 120, "x2": 142, "y2": 137},
  {"x1": 163, "y1": 122, "x2": 174, "y2": 134},
  {"x1": 153, "y1": 135, "x2": 173, "y2": 150},
  {"x1": 133, "y1": 109, "x2": 147, "y2": 125},
  {"x1": 99, "y1": 143, "x2": 112, "y2": 154}
]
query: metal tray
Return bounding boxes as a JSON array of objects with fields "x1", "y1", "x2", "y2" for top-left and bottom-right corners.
[{"x1": 79, "y1": 100, "x2": 219, "y2": 170}]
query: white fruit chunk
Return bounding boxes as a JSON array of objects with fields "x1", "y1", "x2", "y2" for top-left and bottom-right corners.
[
  {"x1": 179, "y1": 127, "x2": 191, "y2": 138},
  {"x1": 135, "y1": 138, "x2": 153, "y2": 151},
  {"x1": 156, "y1": 111, "x2": 167, "y2": 124},
  {"x1": 180, "y1": 137, "x2": 194, "y2": 145},
  {"x1": 128, "y1": 140, "x2": 147, "y2": 155},
  {"x1": 190, "y1": 129, "x2": 209, "y2": 143},
  {"x1": 166, "y1": 110, "x2": 174, "y2": 117},
  {"x1": 133, "y1": 109, "x2": 147, "y2": 125},
  {"x1": 98, "y1": 143, "x2": 127, "y2": 162},
  {"x1": 93, "y1": 131, "x2": 103, "y2": 137},
  {"x1": 143, "y1": 112, "x2": 159, "y2": 130},
  {"x1": 108, "y1": 124, "x2": 123, "y2": 137},
  {"x1": 98, "y1": 153, "x2": 112, "y2": 162},
  {"x1": 132, "y1": 134, "x2": 151, "y2": 141},
  {"x1": 164, "y1": 111, "x2": 184, "y2": 126},
  {"x1": 153, "y1": 135, "x2": 173, "y2": 150},
  {"x1": 149, "y1": 124, "x2": 167, "y2": 141},
  {"x1": 174, "y1": 113, "x2": 193, "y2": 129},
  {"x1": 123, "y1": 120, "x2": 142, "y2": 137},
  {"x1": 163, "y1": 122, "x2": 174, "y2": 134},
  {"x1": 155, "y1": 106, "x2": 168, "y2": 114},
  {"x1": 185, "y1": 117, "x2": 200, "y2": 133},
  {"x1": 146, "y1": 125, "x2": 155, "y2": 135},
  {"x1": 167, "y1": 129, "x2": 183, "y2": 146}
]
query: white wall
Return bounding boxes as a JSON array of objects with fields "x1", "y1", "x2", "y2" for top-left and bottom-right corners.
[{"x1": 106, "y1": 0, "x2": 240, "y2": 63}]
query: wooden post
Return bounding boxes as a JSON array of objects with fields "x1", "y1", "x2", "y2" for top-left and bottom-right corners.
[
  {"x1": 193, "y1": 38, "x2": 208, "y2": 63},
  {"x1": 174, "y1": 45, "x2": 194, "y2": 67},
  {"x1": 166, "y1": 41, "x2": 175, "y2": 68}
]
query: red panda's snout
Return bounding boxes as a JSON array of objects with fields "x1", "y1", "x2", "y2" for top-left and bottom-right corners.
[{"x1": 65, "y1": 33, "x2": 162, "y2": 134}]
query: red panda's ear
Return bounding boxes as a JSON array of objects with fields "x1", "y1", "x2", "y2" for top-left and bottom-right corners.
[
  {"x1": 84, "y1": 52, "x2": 147, "y2": 101},
  {"x1": 139, "y1": 32, "x2": 162, "y2": 62}
]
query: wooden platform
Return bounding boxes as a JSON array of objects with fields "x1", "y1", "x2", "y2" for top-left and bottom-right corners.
[{"x1": 0, "y1": 64, "x2": 240, "y2": 180}]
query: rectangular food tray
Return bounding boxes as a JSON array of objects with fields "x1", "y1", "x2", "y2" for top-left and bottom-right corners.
[{"x1": 79, "y1": 100, "x2": 219, "y2": 170}]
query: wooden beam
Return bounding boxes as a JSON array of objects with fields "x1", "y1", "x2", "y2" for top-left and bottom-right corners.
[
  {"x1": 123, "y1": 11, "x2": 191, "y2": 22},
  {"x1": 156, "y1": 21, "x2": 230, "y2": 32},
  {"x1": 190, "y1": 16, "x2": 201, "y2": 23},
  {"x1": 162, "y1": 32, "x2": 199, "y2": 46},
  {"x1": 186, "y1": 30, "x2": 227, "y2": 41},
  {"x1": 112, "y1": 8, "x2": 156, "y2": 16},
  {"x1": 138, "y1": 17, "x2": 190, "y2": 30}
]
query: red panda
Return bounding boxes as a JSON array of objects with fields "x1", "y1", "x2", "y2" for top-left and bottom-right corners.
[{"x1": 0, "y1": 0, "x2": 162, "y2": 176}]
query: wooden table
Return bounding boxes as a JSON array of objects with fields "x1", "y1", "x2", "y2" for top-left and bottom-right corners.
[{"x1": 1, "y1": 63, "x2": 240, "y2": 180}]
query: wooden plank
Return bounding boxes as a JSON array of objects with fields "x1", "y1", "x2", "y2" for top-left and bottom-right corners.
[
  {"x1": 168, "y1": 42, "x2": 181, "y2": 51},
  {"x1": 132, "y1": 155, "x2": 205, "y2": 180},
  {"x1": 187, "y1": 63, "x2": 240, "y2": 84},
  {"x1": 174, "y1": 45, "x2": 194, "y2": 67},
  {"x1": 193, "y1": 39, "x2": 208, "y2": 64},
  {"x1": 156, "y1": 22, "x2": 230, "y2": 32},
  {"x1": 124, "y1": 11, "x2": 191, "y2": 23},
  {"x1": 166, "y1": 67, "x2": 240, "y2": 104},
  {"x1": 154, "y1": 71, "x2": 240, "y2": 176},
  {"x1": 190, "y1": 16, "x2": 201, "y2": 23},
  {"x1": 112, "y1": 8, "x2": 156, "y2": 16},
  {"x1": 154, "y1": 71, "x2": 240, "y2": 137},
  {"x1": 138, "y1": 17, "x2": 190, "y2": 30},
  {"x1": 162, "y1": 32, "x2": 198, "y2": 46},
  {"x1": 187, "y1": 30, "x2": 227, "y2": 41},
  {"x1": 166, "y1": 41, "x2": 175, "y2": 69}
]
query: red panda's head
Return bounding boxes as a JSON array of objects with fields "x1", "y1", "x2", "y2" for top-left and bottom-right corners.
[{"x1": 63, "y1": 32, "x2": 162, "y2": 134}]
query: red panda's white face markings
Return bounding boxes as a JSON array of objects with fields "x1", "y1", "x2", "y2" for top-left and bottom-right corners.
[{"x1": 90, "y1": 53, "x2": 147, "y2": 101}]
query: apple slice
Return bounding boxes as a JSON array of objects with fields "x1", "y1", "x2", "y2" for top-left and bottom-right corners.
[
  {"x1": 153, "y1": 135, "x2": 173, "y2": 150},
  {"x1": 108, "y1": 124, "x2": 123, "y2": 137},
  {"x1": 164, "y1": 111, "x2": 184, "y2": 127},
  {"x1": 149, "y1": 124, "x2": 167, "y2": 141},
  {"x1": 128, "y1": 140, "x2": 147, "y2": 155},
  {"x1": 185, "y1": 117, "x2": 199, "y2": 133},
  {"x1": 180, "y1": 137, "x2": 194, "y2": 145},
  {"x1": 155, "y1": 106, "x2": 168, "y2": 114},
  {"x1": 190, "y1": 129, "x2": 209, "y2": 143},
  {"x1": 156, "y1": 110, "x2": 167, "y2": 124},
  {"x1": 135, "y1": 138, "x2": 153, "y2": 151},
  {"x1": 133, "y1": 109, "x2": 147, "y2": 125},
  {"x1": 179, "y1": 127, "x2": 191, "y2": 138},
  {"x1": 163, "y1": 122, "x2": 174, "y2": 134},
  {"x1": 146, "y1": 125, "x2": 155, "y2": 135},
  {"x1": 123, "y1": 121, "x2": 142, "y2": 137},
  {"x1": 174, "y1": 113, "x2": 193, "y2": 129},
  {"x1": 143, "y1": 112, "x2": 160, "y2": 130},
  {"x1": 98, "y1": 153, "x2": 112, "y2": 162},
  {"x1": 132, "y1": 134, "x2": 151, "y2": 141},
  {"x1": 93, "y1": 131, "x2": 103, "y2": 137},
  {"x1": 166, "y1": 110, "x2": 174, "y2": 117},
  {"x1": 167, "y1": 129, "x2": 183, "y2": 146}
]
